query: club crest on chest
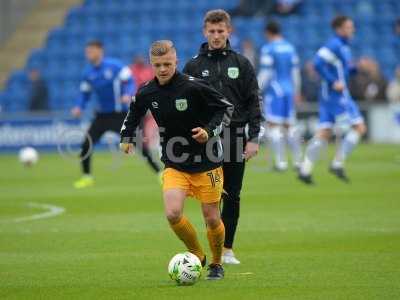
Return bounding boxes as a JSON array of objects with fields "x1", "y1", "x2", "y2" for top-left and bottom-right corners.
[{"x1": 175, "y1": 99, "x2": 188, "y2": 111}]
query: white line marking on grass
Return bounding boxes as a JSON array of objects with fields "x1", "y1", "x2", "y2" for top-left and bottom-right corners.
[
  {"x1": 13, "y1": 202, "x2": 65, "y2": 223},
  {"x1": 231, "y1": 272, "x2": 254, "y2": 276}
]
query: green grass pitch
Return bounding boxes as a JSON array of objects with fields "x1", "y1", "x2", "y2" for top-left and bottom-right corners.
[{"x1": 1, "y1": 144, "x2": 399, "y2": 299}]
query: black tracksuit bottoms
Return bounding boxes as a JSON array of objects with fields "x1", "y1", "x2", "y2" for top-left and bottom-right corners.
[{"x1": 221, "y1": 126, "x2": 246, "y2": 249}]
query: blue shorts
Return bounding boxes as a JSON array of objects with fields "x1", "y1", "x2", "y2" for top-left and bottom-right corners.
[
  {"x1": 319, "y1": 97, "x2": 364, "y2": 129},
  {"x1": 263, "y1": 92, "x2": 295, "y2": 124}
]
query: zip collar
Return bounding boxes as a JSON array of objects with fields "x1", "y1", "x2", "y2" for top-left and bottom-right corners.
[
  {"x1": 154, "y1": 71, "x2": 184, "y2": 88},
  {"x1": 199, "y1": 40, "x2": 234, "y2": 57}
]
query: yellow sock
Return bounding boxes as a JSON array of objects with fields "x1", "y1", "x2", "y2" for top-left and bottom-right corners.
[
  {"x1": 207, "y1": 220, "x2": 225, "y2": 265},
  {"x1": 170, "y1": 215, "x2": 205, "y2": 261}
]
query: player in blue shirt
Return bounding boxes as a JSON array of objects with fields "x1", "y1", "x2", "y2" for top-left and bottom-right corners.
[
  {"x1": 298, "y1": 16, "x2": 367, "y2": 184},
  {"x1": 258, "y1": 21, "x2": 302, "y2": 171},
  {"x1": 71, "y1": 40, "x2": 160, "y2": 188}
]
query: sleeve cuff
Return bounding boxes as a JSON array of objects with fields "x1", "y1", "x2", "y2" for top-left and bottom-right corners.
[{"x1": 204, "y1": 127, "x2": 214, "y2": 138}]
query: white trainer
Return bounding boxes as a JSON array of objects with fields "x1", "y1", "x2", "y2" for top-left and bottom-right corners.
[{"x1": 222, "y1": 249, "x2": 241, "y2": 265}]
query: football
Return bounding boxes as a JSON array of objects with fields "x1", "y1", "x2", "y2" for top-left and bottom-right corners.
[
  {"x1": 19, "y1": 147, "x2": 39, "y2": 166},
  {"x1": 168, "y1": 252, "x2": 202, "y2": 285}
]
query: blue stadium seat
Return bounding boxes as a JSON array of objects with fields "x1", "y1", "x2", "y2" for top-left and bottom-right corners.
[
  {"x1": 3, "y1": 83, "x2": 30, "y2": 112},
  {"x1": 26, "y1": 49, "x2": 48, "y2": 70},
  {"x1": 0, "y1": 90, "x2": 11, "y2": 111},
  {"x1": 65, "y1": 5, "x2": 87, "y2": 25},
  {"x1": 7, "y1": 70, "x2": 28, "y2": 87},
  {"x1": 2, "y1": 0, "x2": 398, "y2": 112}
]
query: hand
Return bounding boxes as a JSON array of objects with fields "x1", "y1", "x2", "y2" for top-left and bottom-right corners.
[
  {"x1": 332, "y1": 81, "x2": 345, "y2": 92},
  {"x1": 119, "y1": 143, "x2": 135, "y2": 154},
  {"x1": 243, "y1": 141, "x2": 259, "y2": 161},
  {"x1": 191, "y1": 127, "x2": 209, "y2": 143},
  {"x1": 71, "y1": 107, "x2": 81, "y2": 118},
  {"x1": 120, "y1": 95, "x2": 132, "y2": 104}
]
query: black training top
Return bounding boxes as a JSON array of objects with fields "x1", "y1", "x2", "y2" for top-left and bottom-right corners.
[
  {"x1": 183, "y1": 40, "x2": 262, "y2": 142},
  {"x1": 120, "y1": 72, "x2": 233, "y2": 173}
]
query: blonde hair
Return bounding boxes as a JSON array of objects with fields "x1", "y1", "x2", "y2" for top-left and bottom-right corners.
[
  {"x1": 203, "y1": 9, "x2": 231, "y2": 27},
  {"x1": 149, "y1": 40, "x2": 176, "y2": 57}
]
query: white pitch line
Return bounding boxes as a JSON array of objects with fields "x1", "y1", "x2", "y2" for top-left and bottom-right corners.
[
  {"x1": 13, "y1": 202, "x2": 66, "y2": 223},
  {"x1": 231, "y1": 272, "x2": 254, "y2": 276}
]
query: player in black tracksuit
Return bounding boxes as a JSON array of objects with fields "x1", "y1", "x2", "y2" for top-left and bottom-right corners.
[
  {"x1": 120, "y1": 40, "x2": 233, "y2": 279},
  {"x1": 183, "y1": 9, "x2": 262, "y2": 264}
]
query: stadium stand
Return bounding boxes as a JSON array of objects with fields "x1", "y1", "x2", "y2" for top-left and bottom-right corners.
[{"x1": 0, "y1": 0, "x2": 399, "y2": 112}]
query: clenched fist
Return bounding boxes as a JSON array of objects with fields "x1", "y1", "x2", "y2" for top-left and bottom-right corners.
[{"x1": 191, "y1": 127, "x2": 209, "y2": 144}]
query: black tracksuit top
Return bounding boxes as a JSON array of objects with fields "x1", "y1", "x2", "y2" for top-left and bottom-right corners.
[
  {"x1": 183, "y1": 41, "x2": 262, "y2": 142},
  {"x1": 120, "y1": 72, "x2": 233, "y2": 173}
]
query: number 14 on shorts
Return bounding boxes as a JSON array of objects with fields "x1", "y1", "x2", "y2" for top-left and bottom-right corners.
[{"x1": 207, "y1": 170, "x2": 221, "y2": 188}]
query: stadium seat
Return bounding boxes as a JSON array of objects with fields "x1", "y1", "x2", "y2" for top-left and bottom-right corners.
[
  {"x1": 1, "y1": 0, "x2": 398, "y2": 112},
  {"x1": 25, "y1": 49, "x2": 48, "y2": 70}
]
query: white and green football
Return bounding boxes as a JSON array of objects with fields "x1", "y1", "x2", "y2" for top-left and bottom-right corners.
[{"x1": 168, "y1": 252, "x2": 202, "y2": 285}]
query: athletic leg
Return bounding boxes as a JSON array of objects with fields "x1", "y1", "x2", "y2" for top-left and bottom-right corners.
[
  {"x1": 163, "y1": 168, "x2": 205, "y2": 262},
  {"x1": 220, "y1": 127, "x2": 246, "y2": 263},
  {"x1": 74, "y1": 115, "x2": 106, "y2": 188}
]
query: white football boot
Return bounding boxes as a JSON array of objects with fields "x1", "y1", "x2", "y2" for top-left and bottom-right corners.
[{"x1": 222, "y1": 249, "x2": 240, "y2": 265}]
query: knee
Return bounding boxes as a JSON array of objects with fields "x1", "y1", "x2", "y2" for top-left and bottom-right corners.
[
  {"x1": 80, "y1": 143, "x2": 91, "y2": 158},
  {"x1": 268, "y1": 126, "x2": 283, "y2": 141},
  {"x1": 81, "y1": 137, "x2": 92, "y2": 151},
  {"x1": 288, "y1": 126, "x2": 299, "y2": 139},
  {"x1": 165, "y1": 209, "x2": 182, "y2": 225},
  {"x1": 204, "y1": 214, "x2": 220, "y2": 229},
  {"x1": 317, "y1": 129, "x2": 331, "y2": 141},
  {"x1": 223, "y1": 184, "x2": 241, "y2": 199},
  {"x1": 355, "y1": 123, "x2": 367, "y2": 136},
  {"x1": 202, "y1": 203, "x2": 222, "y2": 228},
  {"x1": 223, "y1": 192, "x2": 241, "y2": 205},
  {"x1": 221, "y1": 195, "x2": 240, "y2": 219},
  {"x1": 163, "y1": 189, "x2": 185, "y2": 225}
]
